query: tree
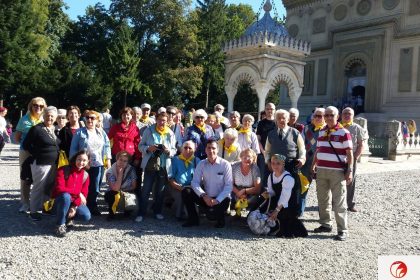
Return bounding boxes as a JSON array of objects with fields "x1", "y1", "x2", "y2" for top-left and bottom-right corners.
[
  {"x1": 195, "y1": 0, "x2": 227, "y2": 110},
  {"x1": 0, "y1": 0, "x2": 69, "y2": 116},
  {"x1": 107, "y1": 23, "x2": 146, "y2": 108},
  {"x1": 225, "y1": 4, "x2": 255, "y2": 40}
]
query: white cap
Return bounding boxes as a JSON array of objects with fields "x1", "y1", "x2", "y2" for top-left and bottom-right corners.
[
  {"x1": 157, "y1": 107, "x2": 166, "y2": 114},
  {"x1": 141, "y1": 103, "x2": 151, "y2": 110}
]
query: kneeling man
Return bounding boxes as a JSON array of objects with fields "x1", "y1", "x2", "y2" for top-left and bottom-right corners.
[{"x1": 182, "y1": 138, "x2": 233, "y2": 228}]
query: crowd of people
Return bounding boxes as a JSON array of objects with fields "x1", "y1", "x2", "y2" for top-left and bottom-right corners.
[{"x1": 3, "y1": 97, "x2": 372, "y2": 241}]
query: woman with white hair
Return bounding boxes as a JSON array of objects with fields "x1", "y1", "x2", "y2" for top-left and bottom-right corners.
[
  {"x1": 55, "y1": 109, "x2": 68, "y2": 132},
  {"x1": 168, "y1": 140, "x2": 200, "y2": 220},
  {"x1": 211, "y1": 112, "x2": 227, "y2": 140},
  {"x1": 183, "y1": 109, "x2": 215, "y2": 160},
  {"x1": 217, "y1": 128, "x2": 241, "y2": 163},
  {"x1": 238, "y1": 114, "x2": 260, "y2": 155},
  {"x1": 23, "y1": 106, "x2": 60, "y2": 221}
]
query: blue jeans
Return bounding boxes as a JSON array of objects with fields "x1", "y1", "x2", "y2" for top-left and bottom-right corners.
[
  {"x1": 139, "y1": 170, "x2": 167, "y2": 216},
  {"x1": 55, "y1": 193, "x2": 91, "y2": 225},
  {"x1": 298, "y1": 189, "x2": 309, "y2": 217},
  {"x1": 87, "y1": 166, "x2": 104, "y2": 210}
]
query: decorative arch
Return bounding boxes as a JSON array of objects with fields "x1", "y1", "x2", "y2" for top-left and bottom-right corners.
[
  {"x1": 342, "y1": 52, "x2": 371, "y2": 71},
  {"x1": 266, "y1": 64, "x2": 302, "y2": 95},
  {"x1": 226, "y1": 64, "x2": 259, "y2": 92},
  {"x1": 344, "y1": 57, "x2": 367, "y2": 70}
]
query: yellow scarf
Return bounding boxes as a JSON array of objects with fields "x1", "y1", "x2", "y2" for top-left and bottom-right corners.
[
  {"x1": 312, "y1": 120, "x2": 325, "y2": 131},
  {"x1": 220, "y1": 139, "x2": 237, "y2": 156},
  {"x1": 30, "y1": 113, "x2": 42, "y2": 125},
  {"x1": 112, "y1": 192, "x2": 121, "y2": 214},
  {"x1": 341, "y1": 121, "x2": 353, "y2": 128},
  {"x1": 195, "y1": 124, "x2": 206, "y2": 133},
  {"x1": 179, "y1": 154, "x2": 194, "y2": 168},
  {"x1": 238, "y1": 127, "x2": 251, "y2": 142},
  {"x1": 140, "y1": 116, "x2": 149, "y2": 123},
  {"x1": 155, "y1": 125, "x2": 170, "y2": 136},
  {"x1": 325, "y1": 122, "x2": 344, "y2": 138}
]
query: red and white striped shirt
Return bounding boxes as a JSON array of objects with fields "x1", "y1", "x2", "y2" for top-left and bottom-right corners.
[{"x1": 316, "y1": 123, "x2": 353, "y2": 170}]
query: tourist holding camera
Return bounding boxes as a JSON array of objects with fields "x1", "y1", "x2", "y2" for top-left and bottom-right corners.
[{"x1": 136, "y1": 112, "x2": 176, "y2": 222}]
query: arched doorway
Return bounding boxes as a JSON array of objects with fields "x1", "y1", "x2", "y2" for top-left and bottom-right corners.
[
  {"x1": 233, "y1": 82, "x2": 258, "y2": 115},
  {"x1": 345, "y1": 58, "x2": 367, "y2": 114}
]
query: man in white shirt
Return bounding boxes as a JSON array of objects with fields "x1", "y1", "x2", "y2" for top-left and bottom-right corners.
[
  {"x1": 101, "y1": 108, "x2": 112, "y2": 134},
  {"x1": 182, "y1": 138, "x2": 233, "y2": 228}
]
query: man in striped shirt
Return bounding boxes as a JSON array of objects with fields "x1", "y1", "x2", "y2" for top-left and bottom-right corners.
[{"x1": 311, "y1": 106, "x2": 353, "y2": 241}]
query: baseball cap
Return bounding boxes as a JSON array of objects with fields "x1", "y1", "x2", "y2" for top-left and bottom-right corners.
[{"x1": 141, "y1": 103, "x2": 151, "y2": 110}]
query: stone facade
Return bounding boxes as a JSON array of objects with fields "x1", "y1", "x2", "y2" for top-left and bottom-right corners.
[{"x1": 283, "y1": 0, "x2": 420, "y2": 136}]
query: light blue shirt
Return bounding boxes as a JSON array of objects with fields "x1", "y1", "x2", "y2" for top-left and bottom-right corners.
[
  {"x1": 168, "y1": 156, "x2": 200, "y2": 187},
  {"x1": 191, "y1": 156, "x2": 233, "y2": 203}
]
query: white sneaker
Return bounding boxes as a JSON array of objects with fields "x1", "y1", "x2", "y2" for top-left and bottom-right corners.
[
  {"x1": 135, "y1": 216, "x2": 143, "y2": 223},
  {"x1": 19, "y1": 204, "x2": 29, "y2": 213},
  {"x1": 155, "y1": 214, "x2": 164, "y2": 220}
]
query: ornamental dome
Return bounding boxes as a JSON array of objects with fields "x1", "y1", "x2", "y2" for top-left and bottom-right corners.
[{"x1": 243, "y1": 0, "x2": 289, "y2": 37}]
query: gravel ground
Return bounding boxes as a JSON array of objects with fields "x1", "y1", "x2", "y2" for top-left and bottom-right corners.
[{"x1": 0, "y1": 143, "x2": 419, "y2": 279}]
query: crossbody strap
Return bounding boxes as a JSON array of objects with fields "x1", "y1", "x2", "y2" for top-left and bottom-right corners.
[{"x1": 327, "y1": 140, "x2": 346, "y2": 170}]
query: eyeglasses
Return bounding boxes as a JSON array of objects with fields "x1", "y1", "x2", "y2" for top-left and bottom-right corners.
[
  {"x1": 314, "y1": 115, "x2": 323, "y2": 118},
  {"x1": 33, "y1": 104, "x2": 44, "y2": 109},
  {"x1": 325, "y1": 114, "x2": 336, "y2": 118},
  {"x1": 86, "y1": 116, "x2": 96, "y2": 120}
]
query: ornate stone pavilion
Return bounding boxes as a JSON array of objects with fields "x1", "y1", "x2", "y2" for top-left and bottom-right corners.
[
  {"x1": 223, "y1": 0, "x2": 311, "y2": 116},
  {"x1": 283, "y1": 0, "x2": 420, "y2": 134}
]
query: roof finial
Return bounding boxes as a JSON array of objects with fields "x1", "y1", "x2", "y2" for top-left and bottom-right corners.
[{"x1": 263, "y1": 0, "x2": 272, "y2": 13}]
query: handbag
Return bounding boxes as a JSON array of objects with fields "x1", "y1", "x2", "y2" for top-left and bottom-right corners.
[
  {"x1": 58, "y1": 150, "x2": 69, "y2": 168},
  {"x1": 122, "y1": 192, "x2": 137, "y2": 211},
  {"x1": 145, "y1": 154, "x2": 161, "y2": 171},
  {"x1": 247, "y1": 197, "x2": 280, "y2": 236}
]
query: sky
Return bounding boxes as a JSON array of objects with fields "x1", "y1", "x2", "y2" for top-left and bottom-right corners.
[{"x1": 63, "y1": 0, "x2": 286, "y2": 21}]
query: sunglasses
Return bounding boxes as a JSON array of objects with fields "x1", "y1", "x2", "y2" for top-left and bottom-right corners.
[
  {"x1": 195, "y1": 116, "x2": 205, "y2": 119},
  {"x1": 86, "y1": 116, "x2": 96, "y2": 120},
  {"x1": 168, "y1": 111, "x2": 176, "y2": 115},
  {"x1": 33, "y1": 104, "x2": 44, "y2": 109}
]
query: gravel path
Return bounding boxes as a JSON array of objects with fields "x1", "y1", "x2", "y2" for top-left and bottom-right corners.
[{"x1": 0, "y1": 143, "x2": 419, "y2": 279}]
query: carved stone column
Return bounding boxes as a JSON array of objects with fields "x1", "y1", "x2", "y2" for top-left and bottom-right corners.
[
  {"x1": 225, "y1": 85, "x2": 236, "y2": 112},
  {"x1": 289, "y1": 87, "x2": 303, "y2": 109},
  {"x1": 386, "y1": 120, "x2": 406, "y2": 161},
  {"x1": 254, "y1": 81, "x2": 271, "y2": 120},
  {"x1": 354, "y1": 117, "x2": 371, "y2": 163}
]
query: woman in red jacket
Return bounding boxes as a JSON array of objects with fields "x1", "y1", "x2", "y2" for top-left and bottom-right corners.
[
  {"x1": 52, "y1": 150, "x2": 91, "y2": 237},
  {"x1": 108, "y1": 107, "x2": 141, "y2": 166}
]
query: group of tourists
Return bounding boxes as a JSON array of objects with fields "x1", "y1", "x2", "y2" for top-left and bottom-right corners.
[{"x1": 9, "y1": 96, "x2": 368, "y2": 241}]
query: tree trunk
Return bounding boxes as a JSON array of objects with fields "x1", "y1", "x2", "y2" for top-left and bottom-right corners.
[{"x1": 123, "y1": 89, "x2": 127, "y2": 108}]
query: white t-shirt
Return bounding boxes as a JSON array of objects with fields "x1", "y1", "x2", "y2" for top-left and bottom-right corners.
[
  {"x1": 102, "y1": 112, "x2": 112, "y2": 130},
  {"x1": 87, "y1": 130, "x2": 104, "y2": 167}
]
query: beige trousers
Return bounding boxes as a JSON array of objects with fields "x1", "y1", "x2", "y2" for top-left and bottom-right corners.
[{"x1": 316, "y1": 168, "x2": 348, "y2": 233}]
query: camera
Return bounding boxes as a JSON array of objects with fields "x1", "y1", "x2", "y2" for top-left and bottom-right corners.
[{"x1": 153, "y1": 144, "x2": 166, "y2": 157}]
